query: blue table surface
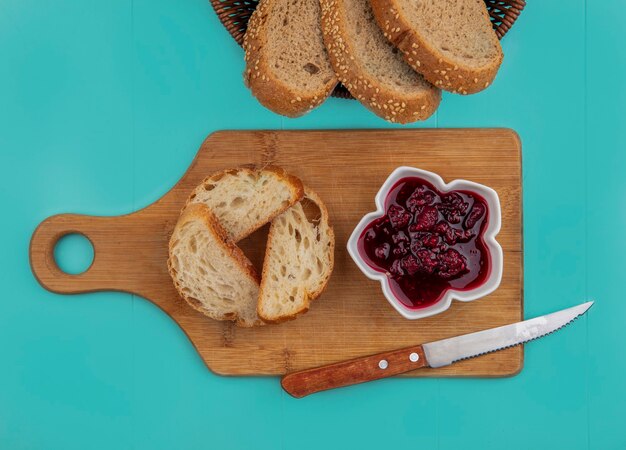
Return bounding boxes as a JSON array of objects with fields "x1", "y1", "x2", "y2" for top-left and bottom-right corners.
[{"x1": 1, "y1": 0, "x2": 625, "y2": 449}]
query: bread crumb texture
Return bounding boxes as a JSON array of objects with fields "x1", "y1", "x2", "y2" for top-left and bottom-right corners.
[{"x1": 258, "y1": 188, "x2": 335, "y2": 323}]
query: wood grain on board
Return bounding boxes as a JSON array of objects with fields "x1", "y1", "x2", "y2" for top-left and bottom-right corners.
[{"x1": 30, "y1": 129, "x2": 523, "y2": 377}]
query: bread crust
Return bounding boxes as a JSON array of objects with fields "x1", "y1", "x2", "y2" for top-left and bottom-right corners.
[
  {"x1": 184, "y1": 166, "x2": 305, "y2": 242},
  {"x1": 370, "y1": 0, "x2": 503, "y2": 95},
  {"x1": 319, "y1": 0, "x2": 441, "y2": 124},
  {"x1": 257, "y1": 187, "x2": 335, "y2": 324},
  {"x1": 167, "y1": 203, "x2": 263, "y2": 327},
  {"x1": 243, "y1": 0, "x2": 338, "y2": 117}
]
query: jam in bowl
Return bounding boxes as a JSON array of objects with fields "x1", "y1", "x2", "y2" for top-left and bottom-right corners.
[{"x1": 347, "y1": 167, "x2": 503, "y2": 320}]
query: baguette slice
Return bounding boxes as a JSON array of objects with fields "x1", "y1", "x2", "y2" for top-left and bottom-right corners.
[
  {"x1": 320, "y1": 0, "x2": 440, "y2": 123},
  {"x1": 186, "y1": 167, "x2": 304, "y2": 242},
  {"x1": 371, "y1": 0, "x2": 503, "y2": 94},
  {"x1": 167, "y1": 204, "x2": 263, "y2": 327},
  {"x1": 258, "y1": 188, "x2": 334, "y2": 323},
  {"x1": 243, "y1": 0, "x2": 338, "y2": 117}
]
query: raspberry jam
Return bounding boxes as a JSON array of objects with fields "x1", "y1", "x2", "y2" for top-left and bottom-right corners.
[{"x1": 358, "y1": 177, "x2": 491, "y2": 309}]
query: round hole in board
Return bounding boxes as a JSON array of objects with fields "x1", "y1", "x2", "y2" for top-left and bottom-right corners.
[{"x1": 53, "y1": 233, "x2": 94, "y2": 275}]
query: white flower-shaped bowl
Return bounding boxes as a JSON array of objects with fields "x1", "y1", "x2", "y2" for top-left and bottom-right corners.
[{"x1": 347, "y1": 166, "x2": 504, "y2": 320}]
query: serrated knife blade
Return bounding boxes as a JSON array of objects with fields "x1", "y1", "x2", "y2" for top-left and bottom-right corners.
[
  {"x1": 281, "y1": 301, "x2": 594, "y2": 397},
  {"x1": 423, "y1": 301, "x2": 594, "y2": 368}
]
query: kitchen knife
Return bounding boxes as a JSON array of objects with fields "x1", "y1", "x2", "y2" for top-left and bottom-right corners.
[{"x1": 281, "y1": 301, "x2": 593, "y2": 398}]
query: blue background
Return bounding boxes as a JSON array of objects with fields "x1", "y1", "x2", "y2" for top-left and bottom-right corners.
[{"x1": 1, "y1": 0, "x2": 624, "y2": 448}]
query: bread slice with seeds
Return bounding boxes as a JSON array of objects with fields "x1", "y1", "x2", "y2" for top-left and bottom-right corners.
[
  {"x1": 258, "y1": 188, "x2": 334, "y2": 323},
  {"x1": 371, "y1": 0, "x2": 503, "y2": 94},
  {"x1": 167, "y1": 204, "x2": 263, "y2": 327},
  {"x1": 319, "y1": 0, "x2": 440, "y2": 123},
  {"x1": 243, "y1": 0, "x2": 338, "y2": 117},
  {"x1": 186, "y1": 167, "x2": 304, "y2": 242}
]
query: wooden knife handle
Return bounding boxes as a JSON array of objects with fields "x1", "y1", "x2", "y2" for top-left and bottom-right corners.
[{"x1": 281, "y1": 345, "x2": 428, "y2": 398}]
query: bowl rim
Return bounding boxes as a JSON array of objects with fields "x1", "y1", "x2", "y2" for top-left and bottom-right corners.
[{"x1": 346, "y1": 166, "x2": 504, "y2": 320}]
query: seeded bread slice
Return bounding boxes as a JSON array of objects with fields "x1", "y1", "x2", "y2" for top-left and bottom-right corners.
[
  {"x1": 167, "y1": 204, "x2": 263, "y2": 327},
  {"x1": 371, "y1": 0, "x2": 503, "y2": 94},
  {"x1": 243, "y1": 0, "x2": 338, "y2": 117},
  {"x1": 186, "y1": 167, "x2": 304, "y2": 243},
  {"x1": 257, "y1": 188, "x2": 335, "y2": 323},
  {"x1": 320, "y1": 0, "x2": 440, "y2": 123}
]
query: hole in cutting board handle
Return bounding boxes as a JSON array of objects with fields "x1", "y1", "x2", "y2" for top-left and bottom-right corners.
[{"x1": 53, "y1": 233, "x2": 94, "y2": 275}]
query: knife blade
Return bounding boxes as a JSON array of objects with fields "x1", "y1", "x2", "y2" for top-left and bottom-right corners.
[{"x1": 281, "y1": 301, "x2": 593, "y2": 398}]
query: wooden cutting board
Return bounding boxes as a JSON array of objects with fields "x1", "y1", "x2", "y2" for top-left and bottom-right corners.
[{"x1": 30, "y1": 129, "x2": 523, "y2": 377}]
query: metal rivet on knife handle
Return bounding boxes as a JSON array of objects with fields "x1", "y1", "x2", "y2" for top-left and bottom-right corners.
[
  {"x1": 378, "y1": 360, "x2": 388, "y2": 369},
  {"x1": 409, "y1": 352, "x2": 419, "y2": 362}
]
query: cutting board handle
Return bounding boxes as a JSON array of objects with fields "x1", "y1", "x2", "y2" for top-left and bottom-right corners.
[{"x1": 29, "y1": 213, "x2": 151, "y2": 294}]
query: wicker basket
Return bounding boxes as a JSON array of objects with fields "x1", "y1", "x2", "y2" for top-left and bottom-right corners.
[{"x1": 211, "y1": 0, "x2": 526, "y2": 99}]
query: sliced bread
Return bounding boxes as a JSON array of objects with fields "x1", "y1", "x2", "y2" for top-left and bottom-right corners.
[
  {"x1": 167, "y1": 204, "x2": 262, "y2": 327},
  {"x1": 243, "y1": 0, "x2": 338, "y2": 117},
  {"x1": 320, "y1": 0, "x2": 441, "y2": 123},
  {"x1": 257, "y1": 188, "x2": 334, "y2": 323},
  {"x1": 371, "y1": 0, "x2": 503, "y2": 94},
  {"x1": 186, "y1": 167, "x2": 304, "y2": 242}
]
